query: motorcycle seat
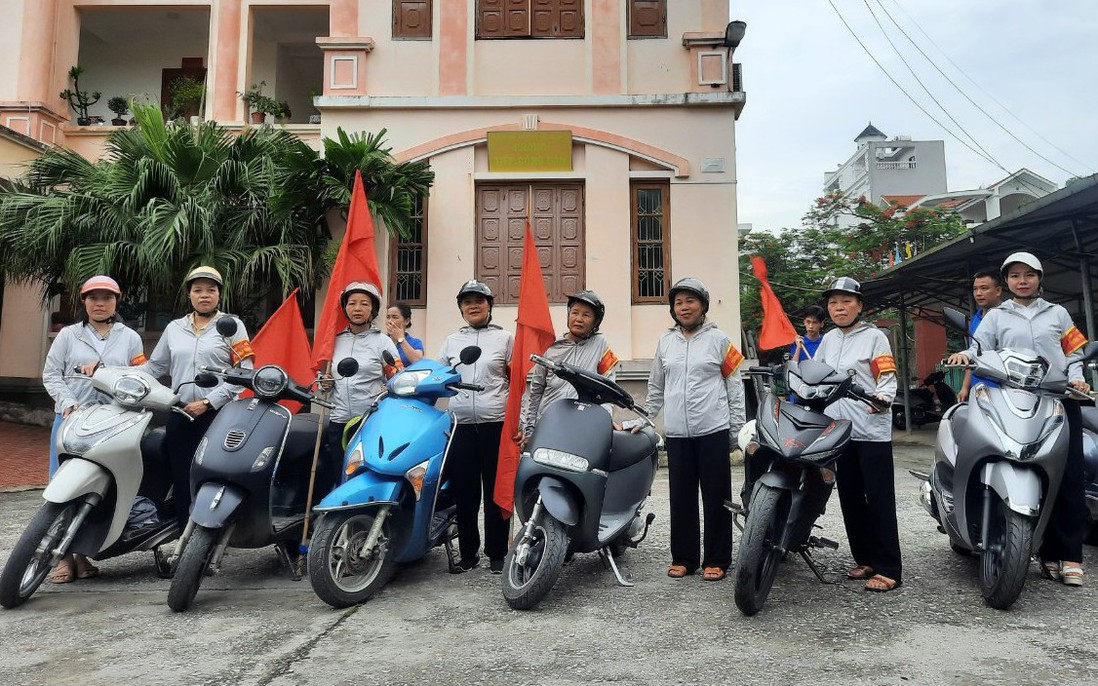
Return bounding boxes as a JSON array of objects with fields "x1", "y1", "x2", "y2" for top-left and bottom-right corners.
[
  {"x1": 1081, "y1": 406, "x2": 1098, "y2": 435},
  {"x1": 272, "y1": 413, "x2": 334, "y2": 513},
  {"x1": 140, "y1": 426, "x2": 167, "y2": 465},
  {"x1": 608, "y1": 429, "x2": 657, "y2": 472}
]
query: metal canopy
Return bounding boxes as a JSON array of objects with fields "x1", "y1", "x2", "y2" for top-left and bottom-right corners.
[{"x1": 860, "y1": 173, "x2": 1098, "y2": 324}]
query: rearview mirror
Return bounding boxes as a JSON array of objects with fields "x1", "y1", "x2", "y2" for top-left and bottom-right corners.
[
  {"x1": 336, "y1": 357, "x2": 359, "y2": 377},
  {"x1": 941, "y1": 307, "x2": 968, "y2": 334},
  {"x1": 382, "y1": 350, "x2": 396, "y2": 366},
  {"x1": 459, "y1": 346, "x2": 482, "y2": 366},
  {"x1": 215, "y1": 317, "x2": 238, "y2": 337},
  {"x1": 194, "y1": 372, "x2": 219, "y2": 389}
]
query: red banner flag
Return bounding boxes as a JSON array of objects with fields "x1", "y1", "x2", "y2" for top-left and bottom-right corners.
[
  {"x1": 241, "y1": 289, "x2": 313, "y2": 412},
  {"x1": 312, "y1": 169, "x2": 384, "y2": 369},
  {"x1": 751, "y1": 255, "x2": 798, "y2": 351},
  {"x1": 494, "y1": 222, "x2": 556, "y2": 517}
]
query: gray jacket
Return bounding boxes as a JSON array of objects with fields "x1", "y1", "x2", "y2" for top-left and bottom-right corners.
[
  {"x1": 138, "y1": 312, "x2": 254, "y2": 409},
  {"x1": 814, "y1": 323, "x2": 897, "y2": 442},
  {"x1": 42, "y1": 322, "x2": 146, "y2": 414},
  {"x1": 643, "y1": 322, "x2": 746, "y2": 439},
  {"x1": 520, "y1": 332, "x2": 619, "y2": 432},
  {"x1": 965, "y1": 298, "x2": 1087, "y2": 383},
  {"x1": 330, "y1": 327, "x2": 401, "y2": 423},
  {"x1": 438, "y1": 325, "x2": 514, "y2": 424}
]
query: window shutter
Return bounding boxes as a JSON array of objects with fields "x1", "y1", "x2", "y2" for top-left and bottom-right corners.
[
  {"x1": 531, "y1": 0, "x2": 584, "y2": 38},
  {"x1": 628, "y1": 0, "x2": 666, "y2": 39},
  {"x1": 394, "y1": 1, "x2": 432, "y2": 39},
  {"x1": 479, "y1": 0, "x2": 529, "y2": 38}
]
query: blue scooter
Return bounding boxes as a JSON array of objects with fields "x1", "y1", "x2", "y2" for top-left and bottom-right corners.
[{"x1": 307, "y1": 346, "x2": 483, "y2": 608}]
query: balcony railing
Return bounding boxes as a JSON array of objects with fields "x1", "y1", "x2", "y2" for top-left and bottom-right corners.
[{"x1": 876, "y1": 161, "x2": 917, "y2": 170}]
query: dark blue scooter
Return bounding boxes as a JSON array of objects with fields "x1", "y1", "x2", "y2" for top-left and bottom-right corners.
[{"x1": 307, "y1": 346, "x2": 483, "y2": 608}]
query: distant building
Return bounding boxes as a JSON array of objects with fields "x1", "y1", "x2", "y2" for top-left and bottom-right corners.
[
  {"x1": 823, "y1": 123, "x2": 947, "y2": 227},
  {"x1": 882, "y1": 168, "x2": 1057, "y2": 226}
]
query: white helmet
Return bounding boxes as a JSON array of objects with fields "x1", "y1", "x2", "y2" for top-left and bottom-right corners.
[
  {"x1": 1000, "y1": 252, "x2": 1043, "y2": 280},
  {"x1": 737, "y1": 420, "x2": 757, "y2": 453}
]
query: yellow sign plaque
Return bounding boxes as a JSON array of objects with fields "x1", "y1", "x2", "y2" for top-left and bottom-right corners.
[{"x1": 487, "y1": 131, "x2": 573, "y2": 172}]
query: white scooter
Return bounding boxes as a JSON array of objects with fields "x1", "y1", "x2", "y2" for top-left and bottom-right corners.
[{"x1": 0, "y1": 367, "x2": 189, "y2": 608}]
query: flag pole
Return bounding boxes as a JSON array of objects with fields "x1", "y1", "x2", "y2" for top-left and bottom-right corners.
[{"x1": 296, "y1": 363, "x2": 331, "y2": 578}]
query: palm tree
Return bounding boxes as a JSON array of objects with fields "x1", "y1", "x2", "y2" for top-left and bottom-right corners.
[{"x1": 0, "y1": 103, "x2": 433, "y2": 326}]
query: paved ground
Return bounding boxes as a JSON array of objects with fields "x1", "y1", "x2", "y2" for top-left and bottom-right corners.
[
  {"x1": 1, "y1": 442, "x2": 1096, "y2": 686},
  {"x1": 0, "y1": 421, "x2": 50, "y2": 490}
]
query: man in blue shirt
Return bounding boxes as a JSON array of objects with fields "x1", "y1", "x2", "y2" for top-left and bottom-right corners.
[
  {"x1": 790, "y1": 305, "x2": 826, "y2": 361},
  {"x1": 958, "y1": 269, "x2": 1003, "y2": 402}
]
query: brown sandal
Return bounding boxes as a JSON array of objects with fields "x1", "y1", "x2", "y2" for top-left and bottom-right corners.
[
  {"x1": 847, "y1": 564, "x2": 875, "y2": 580},
  {"x1": 702, "y1": 567, "x2": 726, "y2": 581},
  {"x1": 667, "y1": 565, "x2": 689, "y2": 578},
  {"x1": 864, "y1": 574, "x2": 901, "y2": 592},
  {"x1": 49, "y1": 559, "x2": 77, "y2": 584}
]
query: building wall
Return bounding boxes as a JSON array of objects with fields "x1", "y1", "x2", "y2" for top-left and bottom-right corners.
[{"x1": 866, "y1": 140, "x2": 946, "y2": 205}]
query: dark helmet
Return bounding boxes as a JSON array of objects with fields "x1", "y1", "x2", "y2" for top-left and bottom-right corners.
[
  {"x1": 822, "y1": 276, "x2": 862, "y2": 302},
  {"x1": 456, "y1": 280, "x2": 494, "y2": 307},
  {"x1": 668, "y1": 277, "x2": 710, "y2": 323},
  {"x1": 340, "y1": 281, "x2": 381, "y2": 320},
  {"x1": 566, "y1": 289, "x2": 606, "y2": 333}
]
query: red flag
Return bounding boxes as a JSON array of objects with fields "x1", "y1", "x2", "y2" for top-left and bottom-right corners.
[
  {"x1": 241, "y1": 289, "x2": 314, "y2": 412},
  {"x1": 312, "y1": 169, "x2": 384, "y2": 369},
  {"x1": 751, "y1": 256, "x2": 798, "y2": 351},
  {"x1": 494, "y1": 222, "x2": 556, "y2": 517}
]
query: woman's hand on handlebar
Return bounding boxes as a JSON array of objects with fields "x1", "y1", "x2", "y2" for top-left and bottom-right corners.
[
  {"x1": 946, "y1": 352, "x2": 971, "y2": 366},
  {"x1": 866, "y1": 393, "x2": 891, "y2": 414},
  {"x1": 183, "y1": 400, "x2": 210, "y2": 417},
  {"x1": 1069, "y1": 379, "x2": 1092, "y2": 394},
  {"x1": 78, "y1": 362, "x2": 100, "y2": 376}
]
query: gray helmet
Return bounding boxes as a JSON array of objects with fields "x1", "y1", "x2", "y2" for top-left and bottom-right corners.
[
  {"x1": 668, "y1": 277, "x2": 710, "y2": 325},
  {"x1": 822, "y1": 276, "x2": 862, "y2": 302},
  {"x1": 456, "y1": 279, "x2": 494, "y2": 306},
  {"x1": 340, "y1": 281, "x2": 381, "y2": 320},
  {"x1": 1000, "y1": 251, "x2": 1043, "y2": 281},
  {"x1": 566, "y1": 289, "x2": 605, "y2": 333}
]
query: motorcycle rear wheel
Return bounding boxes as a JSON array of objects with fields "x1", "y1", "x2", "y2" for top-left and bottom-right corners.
[
  {"x1": 0, "y1": 500, "x2": 79, "y2": 609},
  {"x1": 308, "y1": 511, "x2": 396, "y2": 609},
  {"x1": 734, "y1": 484, "x2": 789, "y2": 616},
  {"x1": 502, "y1": 512, "x2": 568, "y2": 610},
  {"x1": 167, "y1": 525, "x2": 219, "y2": 612},
  {"x1": 979, "y1": 497, "x2": 1033, "y2": 610}
]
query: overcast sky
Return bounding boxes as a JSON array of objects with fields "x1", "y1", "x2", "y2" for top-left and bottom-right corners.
[{"x1": 730, "y1": 0, "x2": 1098, "y2": 232}]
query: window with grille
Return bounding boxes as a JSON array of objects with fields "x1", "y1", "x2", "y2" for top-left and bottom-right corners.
[
  {"x1": 628, "y1": 0, "x2": 666, "y2": 39},
  {"x1": 393, "y1": 0, "x2": 432, "y2": 39},
  {"x1": 477, "y1": 0, "x2": 584, "y2": 39},
  {"x1": 631, "y1": 181, "x2": 671, "y2": 303},
  {"x1": 389, "y1": 195, "x2": 427, "y2": 305}
]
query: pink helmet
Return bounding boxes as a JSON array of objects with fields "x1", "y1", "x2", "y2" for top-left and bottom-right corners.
[{"x1": 80, "y1": 275, "x2": 122, "y2": 298}]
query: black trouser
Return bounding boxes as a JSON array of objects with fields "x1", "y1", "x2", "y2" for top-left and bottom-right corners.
[
  {"x1": 666, "y1": 431, "x2": 733, "y2": 571},
  {"x1": 445, "y1": 422, "x2": 508, "y2": 563},
  {"x1": 1040, "y1": 398, "x2": 1086, "y2": 562},
  {"x1": 835, "y1": 439, "x2": 903, "y2": 582},
  {"x1": 165, "y1": 409, "x2": 218, "y2": 526},
  {"x1": 322, "y1": 420, "x2": 349, "y2": 497}
]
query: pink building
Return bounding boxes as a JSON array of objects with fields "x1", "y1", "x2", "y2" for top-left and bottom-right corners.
[{"x1": 0, "y1": 0, "x2": 747, "y2": 406}]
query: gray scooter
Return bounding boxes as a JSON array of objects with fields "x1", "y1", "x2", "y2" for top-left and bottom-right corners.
[{"x1": 912, "y1": 307, "x2": 1098, "y2": 610}]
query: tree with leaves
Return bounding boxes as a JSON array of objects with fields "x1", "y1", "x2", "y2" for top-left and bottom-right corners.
[{"x1": 0, "y1": 103, "x2": 433, "y2": 329}]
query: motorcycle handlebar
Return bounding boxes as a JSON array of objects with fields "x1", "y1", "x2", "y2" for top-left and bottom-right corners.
[
  {"x1": 450, "y1": 382, "x2": 485, "y2": 392},
  {"x1": 849, "y1": 384, "x2": 890, "y2": 410}
]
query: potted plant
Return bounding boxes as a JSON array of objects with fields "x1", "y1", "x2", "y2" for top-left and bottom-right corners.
[
  {"x1": 275, "y1": 100, "x2": 291, "y2": 124},
  {"x1": 239, "y1": 81, "x2": 270, "y2": 124},
  {"x1": 168, "y1": 76, "x2": 205, "y2": 122},
  {"x1": 107, "y1": 96, "x2": 129, "y2": 126},
  {"x1": 59, "y1": 66, "x2": 100, "y2": 126}
]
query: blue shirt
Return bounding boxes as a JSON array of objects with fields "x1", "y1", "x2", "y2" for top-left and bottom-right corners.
[
  {"x1": 969, "y1": 310, "x2": 998, "y2": 389},
  {"x1": 789, "y1": 335, "x2": 822, "y2": 362},
  {"x1": 397, "y1": 333, "x2": 425, "y2": 366}
]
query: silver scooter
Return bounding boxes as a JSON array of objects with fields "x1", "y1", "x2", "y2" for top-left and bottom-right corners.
[
  {"x1": 0, "y1": 367, "x2": 190, "y2": 608},
  {"x1": 912, "y1": 307, "x2": 1098, "y2": 610}
]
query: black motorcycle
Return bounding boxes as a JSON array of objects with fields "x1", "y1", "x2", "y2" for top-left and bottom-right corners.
[
  {"x1": 501, "y1": 354, "x2": 658, "y2": 610},
  {"x1": 166, "y1": 318, "x2": 337, "y2": 612},
  {"x1": 730, "y1": 358, "x2": 887, "y2": 615}
]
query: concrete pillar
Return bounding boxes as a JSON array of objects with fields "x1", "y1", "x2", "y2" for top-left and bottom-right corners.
[
  {"x1": 329, "y1": 0, "x2": 359, "y2": 37},
  {"x1": 17, "y1": 0, "x2": 58, "y2": 104},
  {"x1": 211, "y1": 0, "x2": 243, "y2": 122},
  {"x1": 914, "y1": 316, "x2": 947, "y2": 381}
]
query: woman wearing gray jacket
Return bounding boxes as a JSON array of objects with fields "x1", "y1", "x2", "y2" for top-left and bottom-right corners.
[
  {"x1": 638, "y1": 277, "x2": 746, "y2": 581},
  {"x1": 42, "y1": 275, "x2": 145, "y2": 582},
  {"x1": 137, "y1": 266, "x2": 254, "y2": 526},
  {"x1": 438, "y1": 280, "x2": 514, "y2": 574}
]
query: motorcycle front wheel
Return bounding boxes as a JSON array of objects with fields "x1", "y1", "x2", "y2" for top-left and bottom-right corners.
[
  {"x1": 734, "y1": 483, "x2": 790, "y2": 616},
  {"x1": 0, "y1": 500, "x2": 80, "y2": 609},
  {"x1": 308, "y1": 511, "x2": 396, "y2": 609},
  {"x1": 502, "y1": 511, "x2": 568, "y2": 610},
  {"x1": 979, "y1": 496, "x2": 1033, "y2": 610},
  {"x1": 167, "y1": 525, "x2": 220, "y2": 612}
]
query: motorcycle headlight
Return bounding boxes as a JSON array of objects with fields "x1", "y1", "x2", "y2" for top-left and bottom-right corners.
[
  {"x1": 252, "y1": 365, "x2": 289, "y2": 398},
  {"x1": 1001, "y1": 354, "x2": 1047, "y2": 389},
  {"x1": 391, "y1": 369, "x2": 431, "y2": 397},
  {"x1": 194, "y1": 436, "x2": 208, "y2": 465},
  {"x1": 405, "y1": 460, "x2": 429, "y2": 500},
  {"x1": 112, "y1": 375, "x2": 151, "y2": 406},
  {"x1": 532, "y1": 448, "x2": 589, "y2": 473},
  {"x1": 345, "y1": 442, "x2": 365, "y2": 477},
  {"x1": 252, "y1": 446, "x2": 276, "y2": 471}
]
